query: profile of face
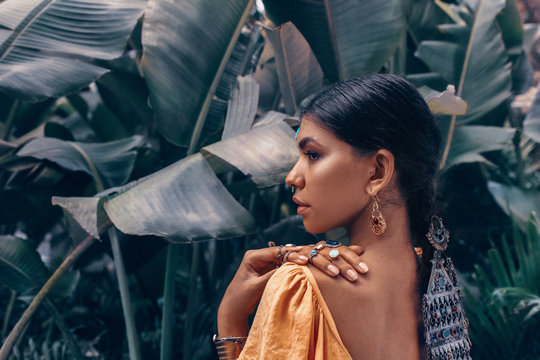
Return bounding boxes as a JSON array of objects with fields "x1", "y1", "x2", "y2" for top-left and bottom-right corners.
[{"x1": 285, "y1": 115, "x2": 375, "y2": 234}]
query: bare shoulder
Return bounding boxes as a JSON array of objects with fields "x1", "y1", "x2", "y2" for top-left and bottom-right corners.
[{"x1": 307, "y1": 254, "x2": 421, "y2": 360}]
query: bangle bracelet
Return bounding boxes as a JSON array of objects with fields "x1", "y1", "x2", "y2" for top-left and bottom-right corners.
[{"x1": 213, "y1": 334, "x2": 247, "y2": 360}]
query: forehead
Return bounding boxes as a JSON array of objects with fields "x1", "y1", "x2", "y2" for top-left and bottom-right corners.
[{"x1": 297, "y1": 116, "x2": 341, "y2": 147}]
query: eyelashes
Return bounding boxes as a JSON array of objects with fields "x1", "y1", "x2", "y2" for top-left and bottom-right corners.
[{"x1": 303, "y1": 150, "x2": 320, "y2": 161}]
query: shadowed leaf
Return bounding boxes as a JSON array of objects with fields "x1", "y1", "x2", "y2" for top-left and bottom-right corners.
[
  {"x1": 17, "y1": 135, "x2": 146, "y2": 188},
  {"x1": 0, "y1": 235, "x2": 49, "y2": 293},
  {"x1": 0, "y1": 0, "x2": 146, "y2": 102}
]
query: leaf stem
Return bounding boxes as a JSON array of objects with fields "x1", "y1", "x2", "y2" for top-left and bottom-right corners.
[
  {"x1": 1, "y1": 290, "x2": 17, "y2": 342},
  {"x1": 0, "y1": 232, "x2": 100, "y2": 360},
  {"x1": 160, "y1": 244, "x2": 179, "y2": 360},
  {"x1": 182, "y1": 242, "x2": 200, "y2": 360},
  {"x1": 109, "y1": 228, "x2": 142, "y2": 360}
]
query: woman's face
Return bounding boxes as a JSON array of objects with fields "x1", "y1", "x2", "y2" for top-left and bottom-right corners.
[{"x1": 285, "y1": 116, "x2": 373, "y2": 234}]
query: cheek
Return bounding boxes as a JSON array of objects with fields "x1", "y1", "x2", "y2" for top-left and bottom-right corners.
[{"x1": 302, "y1": 163, "x2": 368, "y2": 232}]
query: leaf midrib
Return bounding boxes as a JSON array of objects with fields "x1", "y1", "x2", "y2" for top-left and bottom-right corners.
[
  {"x1": 323, "y1": 0, "x2": 342, "y2": 80},
  {"x1": 440, "y1": 0, "x2": 485, "y2": 169},
  {"x1": 0, "y1": 0, "x2": 55, "y2": 61}
]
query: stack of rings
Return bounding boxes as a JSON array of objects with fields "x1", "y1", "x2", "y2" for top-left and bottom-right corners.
[
  {"x1": 309, "y1": 240, "x2": 342, "y2": 262},
  {"x1": 272, "y1": 243, "x2": 296, "y2": 267}
]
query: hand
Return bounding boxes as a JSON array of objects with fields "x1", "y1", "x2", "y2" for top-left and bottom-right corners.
[
  {"x1": 218, "y1": 245, "x2": 304, "y2": 337},
  {"x1": 286, "y1": 241, "x2": 368, "y2": 281}
]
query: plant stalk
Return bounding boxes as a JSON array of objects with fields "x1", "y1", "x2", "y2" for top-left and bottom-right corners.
[
  {"x1": 160, "y1": 243, "x2": 179, "y2": 360},
  {"x1": 109, "y1": 228, "x2": 142, "y2": 360},
  {"x1": 0, "y1": 232, "x2": 100, "y2": 360},
  {"x1": 1, "y1": 290, "x2": 17, "y2": 342},
  {"x1": 182, "y1": 242, "x2": 200, "y2": 360}
]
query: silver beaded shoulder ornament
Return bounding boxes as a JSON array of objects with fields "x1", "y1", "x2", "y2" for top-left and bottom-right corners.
[{"x1": 423, "y1": 216, "x2": 472, "y2": 360}]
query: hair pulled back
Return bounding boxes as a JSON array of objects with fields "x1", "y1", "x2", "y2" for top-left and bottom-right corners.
[{"x1": 300, "y1": 73, "x2": 441, "y2": 289}]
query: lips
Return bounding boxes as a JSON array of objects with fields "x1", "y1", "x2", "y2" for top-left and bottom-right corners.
[{"x1": 292, "y1": 197, "x2": 310, "y2": 215}]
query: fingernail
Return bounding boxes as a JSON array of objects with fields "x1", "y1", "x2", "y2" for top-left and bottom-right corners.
[
  {"x1": 298, "y1": 255, "x2": 308, "y2": 262},
  {"x1": 328, "y1": 264, "x2": 339, "y2": 275},
  {"x1": 358, "y1": 262, "x2": 369, "y2": 273},
  {"x1": 346, "y1": 269, "x2": 358, "y2": 281}
]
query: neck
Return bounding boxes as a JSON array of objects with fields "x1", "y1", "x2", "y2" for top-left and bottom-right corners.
[{"x1": 346, "y1": 200, "x2": 412, "y2": 253}]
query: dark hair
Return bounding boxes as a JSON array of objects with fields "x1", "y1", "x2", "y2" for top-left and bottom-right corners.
[{"x1": 300, "y1": 73, "x2": 441, "y2": 289}]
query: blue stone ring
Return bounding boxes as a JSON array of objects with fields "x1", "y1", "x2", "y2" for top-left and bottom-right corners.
[
  {"x1": 309, "y1": 249, "x2": 319, "y2": 260},
  {"x1": 324, "y1": 240, "x2": 342, "y2": 248}
]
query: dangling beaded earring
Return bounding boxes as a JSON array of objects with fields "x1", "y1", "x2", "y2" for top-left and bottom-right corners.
[
  {"x1": 369, "y1": 195, "x2": 386, "y2": 235},
  {"x1": 422, "y1": 216, "x2": 472, "y2": 360}
]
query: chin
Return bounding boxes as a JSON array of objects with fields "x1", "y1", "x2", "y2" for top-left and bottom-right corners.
[{"x1": 302, "y1": 218, "x2": 332, "y2": 234}]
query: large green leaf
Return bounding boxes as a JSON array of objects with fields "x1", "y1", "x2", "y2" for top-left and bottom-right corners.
[
  {"x1": 487, "y1": 181, "x2": 540, "y2": 232},
  {"x1": 263, "y1": 0, "x2": 408, "y2": 81},
  {"x1": 102, "y1": 153, "x2": 255, "y2": 243},
  {"x1": 17, "y1": 135, "x2": 146, "y2": 188},
  {"x1": 221, "y1": 75, "x2": 259, "y2": 140},
  {"x1": 0, "y1": 0, "x2": 146, "y2": 102},
  {"x1": 202, "y1": 121, "x2": 298, "y2": 187},
  {"x1": 266, "y1": 22, "x2": 323, "y2": 114},
  {"x1": 52, "y1": 197, "x2": 107, "y2": 241},
  {"x1": 415, "y1": 0, "x2": 512, "y2": 124},
  {"x1": 141, "y1": 0, "x2": 253, "y2": 147},
  {"x1": 0, "y1": 235, "x2": 49, "y2": 293},
  {"x1": 445, "y1": 125, "x2": 515, "y2": 168}
]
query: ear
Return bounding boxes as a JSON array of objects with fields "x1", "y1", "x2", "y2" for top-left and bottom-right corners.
[{"x1": 366, "y1": 149, "x2": 395, "y2": 196}]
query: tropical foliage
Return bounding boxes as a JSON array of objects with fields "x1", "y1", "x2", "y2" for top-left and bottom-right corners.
[{"x1": 0, "y1": 0, "x2": 538, "y2": 359}]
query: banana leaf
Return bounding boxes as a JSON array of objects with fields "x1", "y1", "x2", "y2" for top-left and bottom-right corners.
[
  {"x1": 103, "y1": 153, "x2": 255, "y2": 243},
  {"x1": 141, "y1": 0, "x2": 253, "y2": 147},
  {"x1": 17, "y1": 135, "x2": 146, "y2": 188},
  {"x1": 266, "y1": 22, "x2": 323, "y2": 114},
  {"x1": 487, "y1": 181, "x2": 540, "y2": 232},
  {"x1": 221, "y1": 76, "x2": 259, "y2": 140},
  {"x1": 262, "y1": 0, "x2": 408, "y2": 81},
  {"x1": 202, "y1": 121, "x2": 298, "y2": 187},
  {"x1": 445, "y1": 125, "x2": 515, "y2": 168},
  {"x1": 0, "y1": 235, "x2": 49, "y2": 293},
  {"x1": 415, "y1": 0, "x2": 512, "y2": 124},
  {"x1": 0, "y1": 0, "x2": 146, "y2": 102}
]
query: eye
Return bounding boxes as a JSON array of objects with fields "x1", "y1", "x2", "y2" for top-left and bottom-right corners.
[{"x1": 304, "y1": 150, "x2": 320, "y2": 161}]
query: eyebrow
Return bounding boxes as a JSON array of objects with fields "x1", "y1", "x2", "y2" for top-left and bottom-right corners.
[{"x1": 298, "y1": 136, "x2": 322, "y2": 150}]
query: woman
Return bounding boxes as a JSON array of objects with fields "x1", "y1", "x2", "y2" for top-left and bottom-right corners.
[{"x1": 216, "y1": 74, "x2": 471, "y2": 359}]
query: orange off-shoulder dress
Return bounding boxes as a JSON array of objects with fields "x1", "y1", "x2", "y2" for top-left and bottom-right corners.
[{"x1": 238, "y1": 262, "x2": 352, "y2": 360}]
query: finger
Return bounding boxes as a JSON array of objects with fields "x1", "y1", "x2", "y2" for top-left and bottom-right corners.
[
  {"x1": 330, "y1": 256, "x2": 360, "y2": 281},
  {"x1": 337, "y1": 247, "x2": 369, "y2": 274},
  {"x1": 285, "y1": 251, "x2": 309, "y2": 264},
  {"x1": 348, "y1": 245, "x2": 365, "y2": 256},
  {"x1": 309, "y1": 253, "x2": 340, "y2": 277}
]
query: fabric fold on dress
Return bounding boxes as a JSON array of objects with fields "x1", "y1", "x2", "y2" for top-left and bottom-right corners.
[{"x1": 238, "y1": 263, "x2": 352, "y2": 360}]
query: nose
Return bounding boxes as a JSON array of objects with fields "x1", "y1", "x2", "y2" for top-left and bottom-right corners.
[{"x1": 285, "y1": 159, "x2": 305, "y2": 190}]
